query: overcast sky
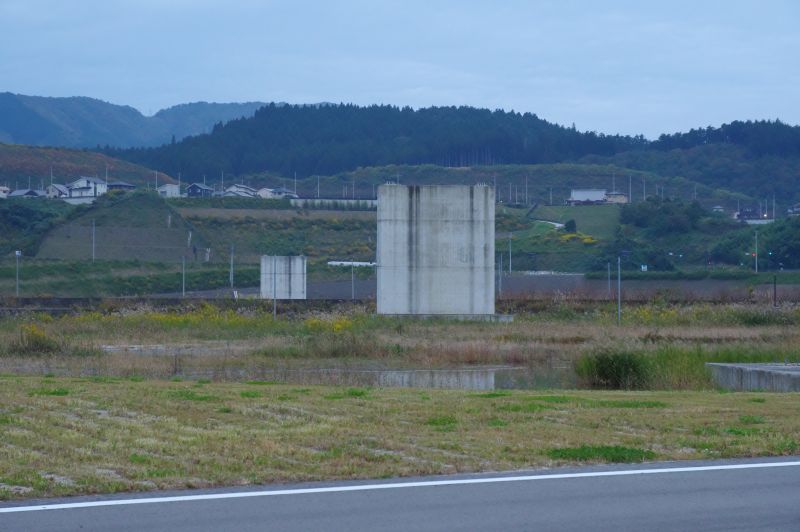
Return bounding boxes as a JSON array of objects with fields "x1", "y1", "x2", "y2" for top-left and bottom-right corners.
[{"x1": 1, "y1": 0, "x2": 798, "y2": 138}]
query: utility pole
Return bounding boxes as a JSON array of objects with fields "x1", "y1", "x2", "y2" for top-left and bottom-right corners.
[
  {"x1": 628, "y1": 175, "x2": 632, "y2": 203},
  {"x1": 617, "y1": 256, "x2": 622, "y2": 325},
  {"x1": 351, "y1": 262, "x2": 355, "y2": 300},
  {"x1": 317, "y1": 176, "x2": 320, "y2": 198},
  {"x1": 91, "y1": 219, "x2": 96, "y2": 262},
  {"x1": 499, "y1": 254, "x2": 503, "y2": 295},
  {"x1": 229, "y1": 244, "x2": 234, "y2": 288},
  {"x1": 272, "y1": 256, "x2": 277, "y2": 319},
  {"x1": 181, "y1": 256, "x2": 186, "y2": 297},
  {"x1": 15, "y1": 250, "x2": 20, "y2": 297},
  {"x1": 508, "y1": 233, "x2": 512, "y2": 273},
  {"x1": 549, "y1": 187, "x2": 553, "y2": 205},
  {"x1": 755, "y1": 230, "x2": 759, "y2": 273},
  {"x1": 607, "y1": 261, "x2": 611, "y2": 299}
]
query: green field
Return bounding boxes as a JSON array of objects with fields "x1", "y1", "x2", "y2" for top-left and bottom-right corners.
[{"x1": 531, "y1": 204, "x2": 621, "y2": 241}]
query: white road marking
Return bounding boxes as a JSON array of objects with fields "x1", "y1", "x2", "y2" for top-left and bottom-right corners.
[{"x1": 1, "y1": 460, "x2": 799, "y2": 514}]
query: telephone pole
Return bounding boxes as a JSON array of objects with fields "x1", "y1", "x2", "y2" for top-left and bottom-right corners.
[
  {"x1": 617, "y1": 256, "x2": 622, "y2": 325},
  {"x1": 229, "y1": 244, "x2": 234, "y2": 288},
  {"x1": 755, "y1": 230, "x2": 759, "y2": 273}
]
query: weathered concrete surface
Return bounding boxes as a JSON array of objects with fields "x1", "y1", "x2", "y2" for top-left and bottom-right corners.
[
  {"x1": 377, "y1": 184, "x2": 495, "y2": 315},
  {"x1": 706, "y1": 363, "x2": 800, "y2": 392},
  {"x1": 260, "y1": 256, "x2": 307, "y2": 300}
]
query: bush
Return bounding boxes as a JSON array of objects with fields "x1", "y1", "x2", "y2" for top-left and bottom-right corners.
[
  {"x1": 8, "y1": 324, "x2": 61, "y2": 355},
  {"x1": 575, "y1": 349, "x2": 652, "y2": 390},
  {"x1": 564, "y1": 219, "x2": 576, "y2": 232}
]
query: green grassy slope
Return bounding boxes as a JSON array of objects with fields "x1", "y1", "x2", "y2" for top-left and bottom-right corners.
[
  {"x1": 530, "y1": 204, "x2": 621, "y2": 240},
  {"x1": 36, "y1": 192, "x2": 207, "y2": 263},
  {"x1": 0, "y1": 199, "x2": 76, "y2": 257}
]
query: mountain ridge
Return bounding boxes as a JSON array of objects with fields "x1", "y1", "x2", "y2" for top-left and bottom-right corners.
[{"x1": 0, "y1": 93, "x2": 267, "y2": 148}]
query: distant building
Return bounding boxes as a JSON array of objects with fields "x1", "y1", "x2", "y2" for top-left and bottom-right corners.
[
  {"x1": 270, "y1": 186, "x2": 299, "y2": 199},
  {"x1": 8, "y1": 188, "x2": 46, "y2": 199},
  {"x1": 68, "y1": 176, "x2": 107, "y2": 198},
  {"x1": 46, "y1": 184, "x2": 70, "y2": 199},
  {"x1": 157, "y1": 183, "x2": 180, "y2": 198},
  {"x1": 605, "y1": 191, "x2": 629, "y2": 204},
  {"x1": 567, "y1": 189, "x2": 606, "y2": 205},
  {"x1": 223, "y1": 184, "x2": 258, "y2": 198},
  {"x1": 787, "y1": 203, "x2": 800, "y2": 217},
  {"x1": 107, "y1": 181, "x2": 136, "y2": 192},
  {"x1": 186, "y1": 183, "x2": 214, "y2": 198},
  {"x1": 256, "y1": 187, "x2": 278, "y2": 199},
  {"x1": 0, "y1": 185, "x2": 11, "y2": 199},
  {"x1": 712, "y1": 205, "x2": 725, "y2": 214},
  {"x1": 737, "y1": 207, "x2": 774, "y2": 224}
]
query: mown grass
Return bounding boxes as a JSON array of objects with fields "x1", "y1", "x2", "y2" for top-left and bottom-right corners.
[
  {"x1": 547, "y1": 445, "x2": 655, "y2": 463},
  {"x1": 0, "y1": 377, "x2": 798, "y2": 501}
]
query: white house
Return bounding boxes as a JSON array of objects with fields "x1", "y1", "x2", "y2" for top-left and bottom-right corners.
[
  {"x1": 270, "y1": 186, "x2": 299, "y2": 199},
  {"x1": 157, "y1": 183, "x2": 181, "y2": 198},
  {"x1": 8, "y1": 188, "x2": 46, "y2": 199},
  {"x1": 68, "y1": 176, "x2": 107, "y2": 198},
  {"x1": 256, "y1": 187, "x2": 278, "y2": 199},
  {"x1": 0, "y1": 186, "x2": 9, "y2": 199},
  {"x1": 46, "y1": 184, "x2": 70, "y2": 199},
  {"x1": 567, "y1": 189, "x2": 606, "y2": 205},
  {"x1": 224, "y1": 184, "x2": 258, "y2": 198}
]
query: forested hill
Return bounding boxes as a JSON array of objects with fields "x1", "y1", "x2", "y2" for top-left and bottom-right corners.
[
  {"x1": 0, "y1": 93, "x2": 266, "y2": 148},
  {"x1": 652, "y1": 120, "x2": 800, "y2": 157},
  {"x1": 107, "y1": 104, "x2": 647, "y2": 177},
  {"x1": 581, "y1": 120, "x2": 800, "y2": 202}
]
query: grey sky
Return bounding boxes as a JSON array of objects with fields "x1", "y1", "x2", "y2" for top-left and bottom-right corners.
[{"x1": 1, "y1": 0, "x2": 798, "y2": 138}]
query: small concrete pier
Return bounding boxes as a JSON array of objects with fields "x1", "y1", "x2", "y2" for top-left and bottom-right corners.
[{"x1": 706, "y1": 363, "x2": 800, "y2": 392}]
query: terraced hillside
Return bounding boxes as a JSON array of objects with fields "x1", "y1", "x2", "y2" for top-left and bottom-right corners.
[{"x1": 37, "y1": 192, "x2": 205, "y2": 263}]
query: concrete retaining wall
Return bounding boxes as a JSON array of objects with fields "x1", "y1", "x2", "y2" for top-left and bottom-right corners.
[
  {"x1": 706, "y1": 363, "x2": 800, "y2": 392},
  {"x1": 260, "y1": 256, "x2": 307, "y2": 300},
  {"x1": 290, "y1": 198, "x2": 376, "y2": 210},
  {"x1": 377, "y1": 184, "x2": 494, "y2": 315}
]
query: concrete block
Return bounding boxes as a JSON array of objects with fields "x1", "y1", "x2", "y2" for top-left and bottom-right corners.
[
  {"x1": 260, "y1": 255, "x2": 307, "y2": 300},
  {"x1": 706, "y1": 363, "x2": 800, "y2": 392}
]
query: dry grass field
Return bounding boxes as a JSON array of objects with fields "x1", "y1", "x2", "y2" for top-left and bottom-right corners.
[
  {"x1": 0, "y1": 302, "x2": 798, "y2": 386},
  {"x1": 1, "y1": 301, "x2": 799, "y2": 500},
  {"x1": 1, "y1": 375, "x2": 798, "y2": 500}
]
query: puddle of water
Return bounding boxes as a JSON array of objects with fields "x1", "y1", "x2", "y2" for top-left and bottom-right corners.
[{"x1": 13, "y1": 344, "x2": 580, "y2": 390}]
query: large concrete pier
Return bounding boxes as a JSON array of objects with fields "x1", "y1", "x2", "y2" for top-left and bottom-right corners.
[{"x1": 376, "y1": 184, "x2": 495, "y2": 315}]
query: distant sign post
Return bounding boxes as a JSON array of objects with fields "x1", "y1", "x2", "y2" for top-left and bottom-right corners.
[{"x1": 15, "y1": 250, "x2": 21, "y2": 297}]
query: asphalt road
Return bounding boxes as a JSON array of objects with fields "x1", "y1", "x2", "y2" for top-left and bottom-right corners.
[{"x1": 2, "y1": 458, "x2": 799, "y2": 531}]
